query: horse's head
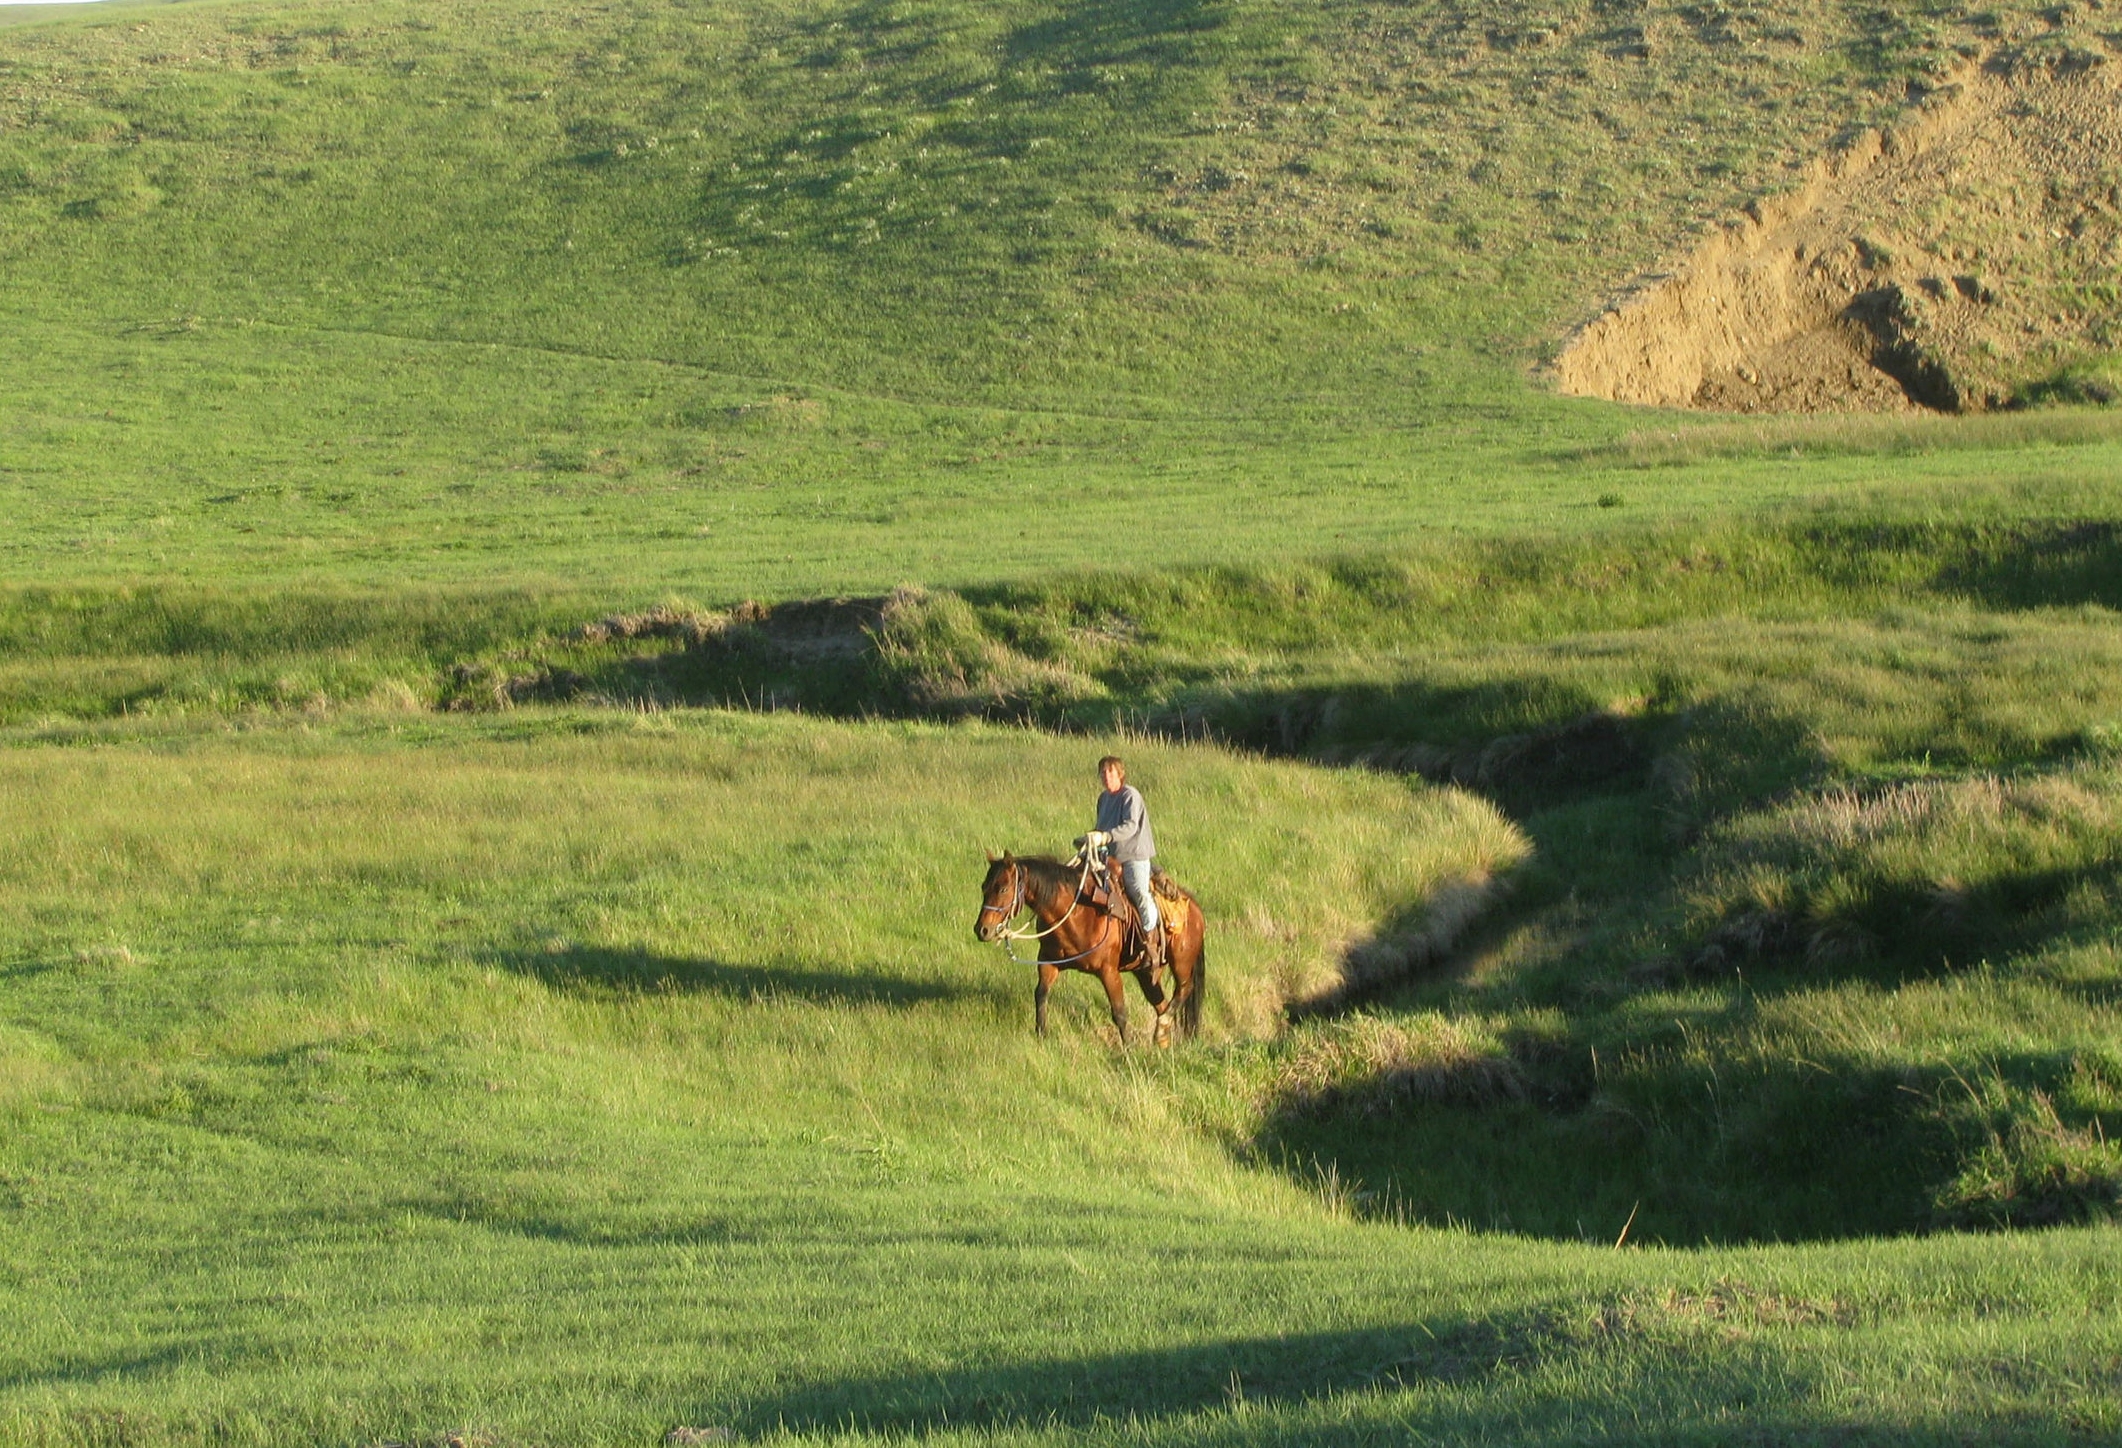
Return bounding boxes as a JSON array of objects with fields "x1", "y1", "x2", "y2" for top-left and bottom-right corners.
[{"x1": 975, "y1": 851, "x2": 1025, "y2": 943}]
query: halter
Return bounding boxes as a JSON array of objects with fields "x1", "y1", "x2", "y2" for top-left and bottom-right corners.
[{"x1": 981, "y1": 855, "x2": 1116, "y2": 966}]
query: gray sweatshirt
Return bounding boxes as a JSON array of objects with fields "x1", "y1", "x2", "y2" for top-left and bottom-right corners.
[{"x1": 1095, "y1": 784, "x2": 1156, "y2": 863}]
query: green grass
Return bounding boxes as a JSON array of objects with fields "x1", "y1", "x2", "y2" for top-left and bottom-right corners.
[
  {"x1": 0, "y1": 0, "x2": 2118, "y2": 593},
  {"x1": 320, "y1": 514, "x2": 2122, "y2": 1250},
  {"x1": 8, "y1": 0, "x2": 2122, "y2": 1438},
  {"x1": 13, "y1": 507, "x2": 2122, "y2": 725},
  {"x1": 1, "y1": 710, "x2": 2118, "y2": 1445}
]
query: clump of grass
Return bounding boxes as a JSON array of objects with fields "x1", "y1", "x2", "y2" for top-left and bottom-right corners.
[
  {"x1": 1273, "y1": 1013, "x2": 1525, "y2": 1116},
  {"x1": 1676, "y1": 771, "x2": 2122, "y2": 981},
  {"x1": 870, "y1": 585, "x2": 1100, "y2": 717},
  {"x1": 438, "y1": 661, "x2": 592, "y2": 712},
  {"x1": 573, "y1": 602, "x2": 731, "y2": 647},
  {"x1": 1936, "y1": 1076, "x2": 2122, "y2": 1229},
  {"x1": 2016, "y1": 353, "x2": 2122, "y2": 408}
]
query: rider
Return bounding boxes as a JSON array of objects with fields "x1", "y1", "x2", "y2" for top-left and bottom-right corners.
[{"x1": 1076, "y1": 755, "x2": 1163, "y2": 970}]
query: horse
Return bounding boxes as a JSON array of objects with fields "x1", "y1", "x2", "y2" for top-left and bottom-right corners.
[{"x1": 974, "y1": 851, "x2": 1205, "y2": 1046}]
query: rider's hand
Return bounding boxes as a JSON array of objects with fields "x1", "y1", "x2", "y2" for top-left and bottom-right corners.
[{"x1": 1083, "y1": 830, "x2": 1108, "y2": 851}]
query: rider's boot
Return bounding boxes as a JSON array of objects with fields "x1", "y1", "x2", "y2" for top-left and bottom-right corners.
[{"x1": 1143, "y1": 919, "x2": 1167, "y2": 975}]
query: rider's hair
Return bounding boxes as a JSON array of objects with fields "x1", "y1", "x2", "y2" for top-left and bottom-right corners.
[{"x1": 1098, "y1": 755, "x2": 1125, "y2": 780}]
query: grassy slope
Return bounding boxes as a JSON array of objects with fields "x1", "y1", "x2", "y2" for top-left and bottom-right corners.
[
  {"x1": 1, "y1": 712, "x2": 2116, "y2": 1446},
  {"x1": 2, "y1": 0, "x2": 2121, "y2": 594}
]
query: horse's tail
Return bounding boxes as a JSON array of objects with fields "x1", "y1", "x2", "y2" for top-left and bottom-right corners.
[{"x1": 1180, "y1": 899, "x2": 1205, "y2": 1040}]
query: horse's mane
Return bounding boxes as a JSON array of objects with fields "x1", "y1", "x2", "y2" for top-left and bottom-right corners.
[
  {"x1": 1008, "y1": 854, "x2": 1194, "y2": 901},
  {"x1": 1011, "y1": 854, "x2": 1076, "y2": 884}
]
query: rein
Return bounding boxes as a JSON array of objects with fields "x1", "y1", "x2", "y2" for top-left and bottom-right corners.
[{"x1": 983, "y1": 856, "x2": 1115, "y2": 966}]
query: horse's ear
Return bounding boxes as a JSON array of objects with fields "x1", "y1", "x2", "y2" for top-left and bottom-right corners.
[
  {"x1": 985, "y1": 847, "x2": 998, "y2": 862},
  {"x1": 1002, "y1": 849, "x2": 1014, "y2": 862}
]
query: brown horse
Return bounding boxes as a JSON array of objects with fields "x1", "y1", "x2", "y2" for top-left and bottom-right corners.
[{"x1": 974, "y1": 852, "x2": 1205, "y2": 1046}]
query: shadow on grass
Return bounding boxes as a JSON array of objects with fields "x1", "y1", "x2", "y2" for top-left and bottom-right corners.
[
  {"x1": 1256, "y1": 917, "x2": 2121, "y2": 1245},
  {"x1": 1936, "y1": 519, "x2": 2122, "y2": 611},
  {"x1": 492, "y1": 944, "x2": 967, "y2": 1007},
  {"x1": 1679, "y1": 858, "x2": 2122, "y2": 993},
  {"x1": 0, "y1": 1344, "x2": 200, "y2": 1393},
  {"x1": 1251, "y1": 1050, "x2": 1968, "y2": 1246},
  {"x1": 725, "y1": 1312, "x2": 1826, "y2": 1441},
  {"x1": 1256, "y1": 741, "x2": 2122, "y2": 1243},
  {"x1": 1000, "y1": 0, "x2": 1226, "y2": 72}
]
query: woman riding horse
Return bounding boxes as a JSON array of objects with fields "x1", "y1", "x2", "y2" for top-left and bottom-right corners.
[
  {"x1": 973, "y1": 848, "x2": 1204, "y2": 1046},
  {"x1": 1076, "y1": 755, "x2": 1164, "y2": 973}
]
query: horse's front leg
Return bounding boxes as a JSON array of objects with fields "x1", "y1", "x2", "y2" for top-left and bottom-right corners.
[
  {"x1": 1035, "y1": 961, "x2": 1059, "y2": 1037},
  {"x1": 1135, "y1": 967, "x2": 1172, "y2": 1048},
  {"x1": 1100, "y1": 965, "x2": 1130, "y2": 1046}
]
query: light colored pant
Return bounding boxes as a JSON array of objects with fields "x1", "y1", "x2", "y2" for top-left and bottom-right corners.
[{"x1": 1120, "y1": 859, "x2": 1160, "y2": 932}]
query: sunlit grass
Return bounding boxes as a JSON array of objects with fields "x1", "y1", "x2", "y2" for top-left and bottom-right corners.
[
  {"x1": 1591, "y1": 407, "x2": 2122, "y2": 469},
  {"x1": 5, "y1": 0, "x2": 2122, "y2": 1438},
  {"x1": 2, "y1": 710, "x2": 2118, "y2": 1444}
]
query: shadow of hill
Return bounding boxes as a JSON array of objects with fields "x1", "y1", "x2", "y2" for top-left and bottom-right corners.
[
  {"x1": 723, "y1": 1310, "x2": 1814, "y2": 1439},
  {"x1": 1676, "y1": 857, "x2": 2122, "y2": 992},
  {"x1": 1934, "y1": 519, "x2": 2122, "y2": 611},
  {"x1": 1253, "y1": 1048, "x2": 1965, "y2": 1245},
  {"x1": 1000, "y1": 0, "x2": 1226, "y2": 73},
  {"x1": 492, "y1": 944, "x2": 966, "y2": 1008},
  {"x1": 1140, "y1": 683, "x2": 1836, "y2": 851},
  {"x1": 1257, "y1": 932, "x2": 2121, "y2": 1246},
  {"x1": 1261, "y1": 839, "x2": 2122, "y2": 1244},
  {"x1": 1162, "y1": 677, "x2": 1657, "y2": 809}
]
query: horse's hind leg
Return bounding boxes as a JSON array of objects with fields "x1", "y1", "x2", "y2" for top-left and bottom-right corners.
[{"x1": 1167, "y1": 931, "x2": 1198, "y2": 1041}]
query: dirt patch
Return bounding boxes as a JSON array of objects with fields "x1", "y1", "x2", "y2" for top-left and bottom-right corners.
[{"x1": 1558, "y1": 44, "x2": 2122, "y2": 413}]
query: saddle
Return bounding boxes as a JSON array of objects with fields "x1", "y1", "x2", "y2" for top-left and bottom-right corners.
[{"x1": 1081, "y1": 858, "x2": 1186, "y2": 963}]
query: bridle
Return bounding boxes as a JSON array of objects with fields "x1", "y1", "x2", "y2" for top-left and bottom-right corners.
[{"x1": 981, "y1": 855, "x2": 1115, "y2": 966}]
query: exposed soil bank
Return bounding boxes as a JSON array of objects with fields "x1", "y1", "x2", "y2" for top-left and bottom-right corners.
[{"x1": 1558, "y1": 44, "x2": 2122, "y2": 413}]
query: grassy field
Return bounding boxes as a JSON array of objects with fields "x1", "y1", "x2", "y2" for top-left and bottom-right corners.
[
  {"x1": 1, "y1": 0, "x2": 2120, "y2": 595},
  {"x1": 5, "y1": 0, "x2": 2122, "y2": 1442},
  {"x1": 1, "y1": 711, "x2": 2117, "y2": 1447},
  {"x1": 4, "y1": 524, "x2": 2121, "y2": 1441}
]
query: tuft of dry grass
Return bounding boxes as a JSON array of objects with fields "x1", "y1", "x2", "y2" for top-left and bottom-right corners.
[
  {"x1": 1935, "y1": 1076, "x2": 2122, "y2": 1229},
  {"x1": 870, "y1": 585, "x2": 1103, "y2": 717},
  {"x1": 1272, "y1": 1012, "x2": 1526, "y2": 1116},
  {"x1": 574, "y1": 604, "x2": 732, "y2": 647}
]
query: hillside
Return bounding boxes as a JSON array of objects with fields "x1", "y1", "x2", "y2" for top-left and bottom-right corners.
[{"x1": 2, "y1": 0, "x2": 2122, "y2": 592}]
